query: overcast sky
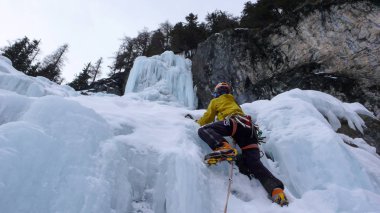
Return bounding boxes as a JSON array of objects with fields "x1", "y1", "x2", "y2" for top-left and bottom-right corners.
[{"x1": 0, "y1": 0, "x2": 253, "y2": 82}]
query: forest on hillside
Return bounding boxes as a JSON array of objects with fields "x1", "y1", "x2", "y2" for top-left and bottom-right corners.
[{"x1": 1, "y1": 0, "x2": 373, "y2": 91}]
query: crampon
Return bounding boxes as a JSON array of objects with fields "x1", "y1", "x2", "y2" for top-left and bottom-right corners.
[{"x1": 204, "y1": 149, "x2": 238, "y2": 165}]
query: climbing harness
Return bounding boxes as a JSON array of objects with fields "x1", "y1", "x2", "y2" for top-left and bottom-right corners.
[
  {"x1": 225, "y1": 114, "x2": 257, "y2": 139},
  {"x1": 226, "y1": 114, "x2": 267, "y2": 145}
]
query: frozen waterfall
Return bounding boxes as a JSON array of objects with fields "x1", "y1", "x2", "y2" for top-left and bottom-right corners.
[{"x1": 125, "y1": 51, "x2": 197, "y2": 109}]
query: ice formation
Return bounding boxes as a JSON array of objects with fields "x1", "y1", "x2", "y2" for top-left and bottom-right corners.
[{"x1": 125, "y1": 51, "x2": 197, "y2": 109}]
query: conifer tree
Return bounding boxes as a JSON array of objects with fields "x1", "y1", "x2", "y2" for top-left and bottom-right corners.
[
  {"x1": 146, "y1": 30, "x2": 165, "y2": 56},
  {"x1": 240, "y1": 0, "x2": 307, "y2": 29},
  {"x1": 205, "y1": 10, "x2": 239, "y2": 34},
  {"x1": 37, "y1": 44, "x2": 68, "y2": 84},
  {"x1": 68, "y1": 62, "x2": 92, "y2": 90},
  {"x1": 170, "y1": 13, "x2": 208, "y2": 55},
  {"x1": 0, "y1": 36, "x2": 41, "y2": 74},
  {"x1": 184, "y1": 13, "x2": 200, "y2": 50},
  {"x1": 170, "y1": 22, "x2": 186, "y2": 53}
]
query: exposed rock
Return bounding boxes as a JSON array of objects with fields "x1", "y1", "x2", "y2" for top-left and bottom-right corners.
[
  {"x1": 192, "y1": 1, "x2": 380, "y2": 119},
  {"x1": 85, "y1": 71, "x2": 128, "y2": 96},
  {"x1": 338, "y1": 115, "x2": 380, "y2": 154},
  {"x1": 362, "y1": 116, "x2": 380, "y2": 154}
]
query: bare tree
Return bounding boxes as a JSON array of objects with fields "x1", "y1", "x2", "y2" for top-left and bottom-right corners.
[{"x1": 159, "y1": 21, "x2": 173, "y2": 50}]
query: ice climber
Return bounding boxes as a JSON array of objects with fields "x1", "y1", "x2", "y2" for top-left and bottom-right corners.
[{"x1": 197, "y1": 82, "x2": 289, "y2": 206}]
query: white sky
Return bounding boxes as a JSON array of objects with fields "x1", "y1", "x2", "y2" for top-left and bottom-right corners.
[{"x1": 0, "y1": 0, "x2": 253, "y2": 82}]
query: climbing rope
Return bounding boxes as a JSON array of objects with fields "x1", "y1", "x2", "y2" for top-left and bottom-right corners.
[
  {"x1": 223, "y1": 140, "x2": 236, "y2": 213},
  {"x1": 224, "y1": 157, "x2": 234, "y2": 213}
]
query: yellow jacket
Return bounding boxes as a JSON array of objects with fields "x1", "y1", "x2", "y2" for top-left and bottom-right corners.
[{"x1": 197, "y1": 94, "x2": 244, "y2": 126}]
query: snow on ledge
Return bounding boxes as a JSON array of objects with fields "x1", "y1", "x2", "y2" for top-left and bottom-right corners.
[{"x1": 0, "y1": 55, "x2": 77, "y2": 97}]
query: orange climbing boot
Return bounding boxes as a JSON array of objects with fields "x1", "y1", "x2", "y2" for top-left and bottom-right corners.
[
  {"x1": 271, "y1": 188, "x2": 289, "y2": 207},
  {"x1": 214, "y1": 142, "x2": 237, "y2": 157},
  {"x1": 204, "y1": 142, "x2": 237, "y2": 165}
]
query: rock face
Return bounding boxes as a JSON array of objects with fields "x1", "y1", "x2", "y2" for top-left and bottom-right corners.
[
  {"x1": 192, "y1": 1, "x2": 380, "y2": 120},
  {"x1": 338, "y1": 115, "x2": 380, "y2": 154},
  {"x1": 86, "y1": 72, "x2": 128, "y2": 96}
]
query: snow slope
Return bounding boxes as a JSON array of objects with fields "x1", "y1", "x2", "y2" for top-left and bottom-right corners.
[
  {"x1": 0, "y1": 53, "x2": 380, "y2": 213},
  {"x1": 0, "y1": 56, "x2": 77, "y2": 97}
]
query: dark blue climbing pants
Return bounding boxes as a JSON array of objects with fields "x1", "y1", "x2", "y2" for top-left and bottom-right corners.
[{"x1": 198, "y1": 120, "x2": 284, "y2": 195}]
